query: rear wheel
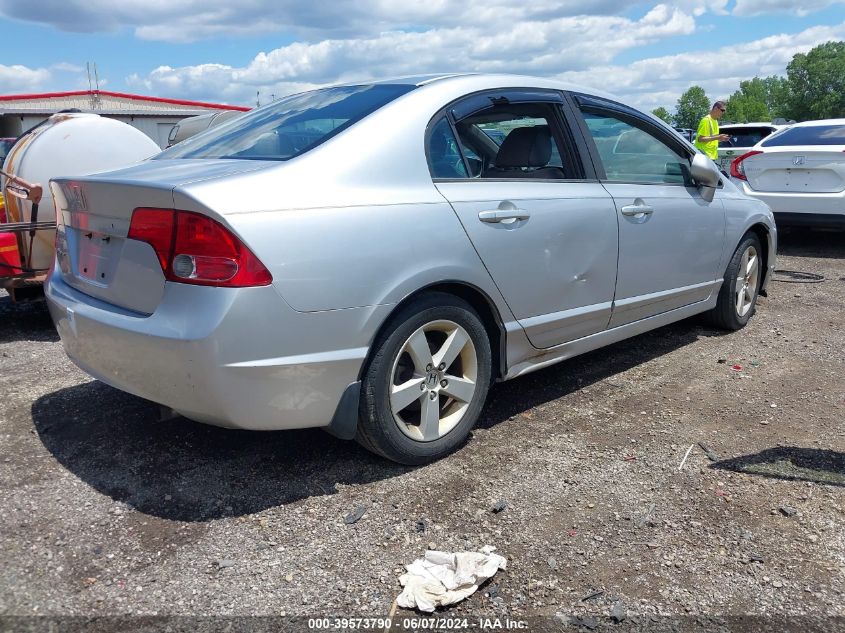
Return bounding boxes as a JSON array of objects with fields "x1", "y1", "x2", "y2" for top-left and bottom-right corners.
[
  {"x1": 357, "y1": 292, "x2": 492, "y2": 464},
  {"x1": 708, "y1": 232, "x2": 763, "y2": 330}
]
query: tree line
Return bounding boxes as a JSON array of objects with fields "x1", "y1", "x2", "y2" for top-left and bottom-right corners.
[{"x1": 651, "y1": 41, "x2": 845, "y2": 129}]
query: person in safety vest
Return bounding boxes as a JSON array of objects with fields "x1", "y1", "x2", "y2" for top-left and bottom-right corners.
[{"x1": 694, "y1": 101, "x2": 729, "y2": 160}]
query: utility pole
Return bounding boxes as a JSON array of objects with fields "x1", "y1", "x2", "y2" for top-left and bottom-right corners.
[{"x1": 86, "y1": 62, "x2": 95, "y2": 109}]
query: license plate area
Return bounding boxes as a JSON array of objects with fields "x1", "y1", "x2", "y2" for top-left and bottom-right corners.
[
  {"x1": 780, "y1": 168, "x2": 841, "y2": 192},
  {"x1": 74, "y1": 229, "x2": 121, "y2": 285}
]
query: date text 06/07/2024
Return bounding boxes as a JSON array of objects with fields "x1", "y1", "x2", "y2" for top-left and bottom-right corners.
[{"x1": 307, "y1": 617, "x2": 529, "y2": 630}]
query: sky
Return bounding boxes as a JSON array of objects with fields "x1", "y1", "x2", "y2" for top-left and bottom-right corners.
[{"x1": 0, "y1": 0, "x2": 844, "y2": 113}]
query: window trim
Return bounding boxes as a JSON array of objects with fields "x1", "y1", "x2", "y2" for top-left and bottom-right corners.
[
  {"x1": 558, "y1": 92, "x2": 601, "y2": 181},
  {"x1": 424, "y1": 88, "x2": 587, "y2": 182}
]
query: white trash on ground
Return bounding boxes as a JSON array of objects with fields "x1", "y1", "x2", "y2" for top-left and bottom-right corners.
[{"x1": 396, "y1": 545, "x2": 507, "y2": 612}]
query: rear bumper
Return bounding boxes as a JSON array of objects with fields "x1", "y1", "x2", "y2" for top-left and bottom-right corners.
[
  {"x1": 736, "y1": 182, "x2": 845, "y2": 218},
  {"x1": 45, "y1": 272, "x2": 384, "y2": 430}
]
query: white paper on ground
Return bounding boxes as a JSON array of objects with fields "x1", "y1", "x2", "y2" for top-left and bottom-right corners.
[{"x1": 396, "y1": 545, "x2": 507, "y2": 612}]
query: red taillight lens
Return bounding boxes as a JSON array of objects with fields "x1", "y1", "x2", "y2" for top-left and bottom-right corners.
[
  {"x1": 127, "y1": 208, "x2": 272, "y2": 287},
  {"x1": 127, "y1": 208, "x2": 175, "y2": 272},
  {"x1": 729, "y1": 150, "x2": 763, "y2": 181}
]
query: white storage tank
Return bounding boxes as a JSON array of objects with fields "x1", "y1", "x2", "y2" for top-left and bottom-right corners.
[{"x1": 2, "y1": 112, "x2": 160, "y2": 273}]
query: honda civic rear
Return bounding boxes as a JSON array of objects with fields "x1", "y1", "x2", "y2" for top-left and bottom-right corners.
[
  {"x1": 45, "y1": 171, "x2": 372, "y2": 431},
  {"x1": 729, "y1": 119, "x2": 845, "y2": 226}
]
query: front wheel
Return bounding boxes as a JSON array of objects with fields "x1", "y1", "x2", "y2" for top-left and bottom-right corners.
[
  {"x1": 357, "y1": 292, "x2": 492, "y2": 465},
  {"x1": 707, "y1": 232, "x2": 763, "y2": 330}
]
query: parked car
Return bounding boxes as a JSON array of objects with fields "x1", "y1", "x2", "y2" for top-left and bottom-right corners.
[
  {"x1": 46, "y1": 74, "x2": 776, "y2": 464},
  {"x1": 729, "y1": 118, "x2": 845, "y2": 227},
  {"x1": 673, "y1": 128, "x2": 695, "y2": 143},
  {"x1": 166, "y1": 110, "x2": 244, "y2": 147},
  {"x1": 717, "y1": 122, "x2": 786, "y2": 172}
]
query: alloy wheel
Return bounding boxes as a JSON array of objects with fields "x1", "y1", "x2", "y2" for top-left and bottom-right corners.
[
  {"x1": 389, "y1": 319, "x2": 478, "y2": 442},
  {"x1": 735, "y1": 244, "x2": 760, "y2": 317}
]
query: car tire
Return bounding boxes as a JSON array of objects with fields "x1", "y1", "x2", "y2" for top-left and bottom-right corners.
[
  {"x1": 707, "y1": 232, "x2": 763, "y2": 330},
  {"x1": 357, "y1": 292, "x2": 492, "y2": 465}
]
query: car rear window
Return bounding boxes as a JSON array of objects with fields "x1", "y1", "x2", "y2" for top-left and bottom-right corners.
[
  {"x1": 721, "y1": 127, "x2": 773, "y2": 148},
  {"x1": 157, "y1": 84, "x2": 415, "y2": 161},
  {"x1": 761, "y1": 124, "x2": 845, "y2": 147}
]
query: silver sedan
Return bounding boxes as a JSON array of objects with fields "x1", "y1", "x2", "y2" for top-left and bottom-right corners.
[{"x1": 46, "y1": 74, "x2": 777, "y2": 464}]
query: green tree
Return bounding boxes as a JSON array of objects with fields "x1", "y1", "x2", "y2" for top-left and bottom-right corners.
[
  {"x1": 759, "y1": 76, "x2": 790, "y2": 118},
  {"x1": 725, "y1": 93, "x2": 770, "y2": 123},
  {"x1": 725, "y1": 76, "x2": 790, "y2": 122},
  {"x1": 651, "y1": 107, "x2": 673, "y2": 124},
  {"x1": 785, "y1": 41, "x2": 845, "y2": 120},
  {"x1": 674, "y1": 86, "x2": 710, "y2": 129}
]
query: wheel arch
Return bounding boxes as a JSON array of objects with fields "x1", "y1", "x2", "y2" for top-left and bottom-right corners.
[
  {"x1": 357, "y1": 281, "x2": 507, "y2": 383},
  {"x1": 746, "y1": 222, "x2": 773, "y2": 296}
]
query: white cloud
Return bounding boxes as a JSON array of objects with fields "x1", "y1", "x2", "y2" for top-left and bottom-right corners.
[
  {"x1": 0, "y1": 64, "x2": 50, "y2": 93},
  {"x1": 733, "y1": 0, "x2": 845, "y2": 16},
  {"x1": 0, "y1": 0, "x2": 637, "y2": 41},
  {"x1": 6, "y1": 0, "x2": 838, "y2": 115},
  {"x1": 555, "y1": 22, "x2": 845, "y2": 112},
  {"x1": 49, "y1": 62, "x2": 85, "y2": 73},
  {"x1": 0, "y1": 0, "x2": 714, "y2": 43},
  {"x1": 674, "y1": 0, "x2": 730, "y2": 15},
  {"x1": 127, "y1": 6, "x2": 697, "y2": 103}
]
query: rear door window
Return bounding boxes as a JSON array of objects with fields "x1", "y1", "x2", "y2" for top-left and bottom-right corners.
[
  {"x1": 451, "y1": 102, "x2": 573, "y2": 179},
  {"x1": 458, "y1": 110, "x2": 565, "y2": 178}
]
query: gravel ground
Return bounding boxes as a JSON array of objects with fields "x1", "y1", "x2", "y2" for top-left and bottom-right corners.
[{"x1": 0, "y1": 228, "x2": 843, "y2": 631}]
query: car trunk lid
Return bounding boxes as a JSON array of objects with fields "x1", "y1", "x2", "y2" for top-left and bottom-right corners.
[
  {"x1": 51, "y1": 159, "x2": 273, "y2": 314},
  {"x1": 743, "y1": 149, "x2": 845, "y2": 193}
]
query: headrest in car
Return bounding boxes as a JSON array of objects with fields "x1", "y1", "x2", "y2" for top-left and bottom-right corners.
[{"x1": 495, "y1": 126, "x2": 552, "y2": 168}]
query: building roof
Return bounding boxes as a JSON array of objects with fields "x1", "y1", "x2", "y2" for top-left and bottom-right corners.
[{"x1": 0, "y1": 90, "x2": 250, "y2": 116}]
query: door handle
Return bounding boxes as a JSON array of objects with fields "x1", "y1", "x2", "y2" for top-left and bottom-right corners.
[
  {"x1": 478, "y1": 209, "x2": 531, "y2": 223},
  {"x1": 620, "y1": 204, "x2": 654, "y2": 217}
]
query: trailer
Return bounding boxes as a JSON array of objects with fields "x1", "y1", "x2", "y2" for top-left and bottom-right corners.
[
  {"x1": 0, "y1": 183, "x2": 55, "y2": 302},
  {"x1": 0, "y1": 112, "x2": 160, "y2": 301}
]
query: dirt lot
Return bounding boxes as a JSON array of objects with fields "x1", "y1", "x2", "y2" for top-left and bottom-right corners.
[{"x1": 0, "y1": 228, "x2": 843, "y2": 632}]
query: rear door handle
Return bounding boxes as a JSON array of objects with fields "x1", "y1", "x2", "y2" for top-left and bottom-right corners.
[
  {"x1": 620, "y1": 204, "x2": 654, "y2": 217},
  {"x1": 478, "y1": 209, "x2": 531, "y2": 223}
]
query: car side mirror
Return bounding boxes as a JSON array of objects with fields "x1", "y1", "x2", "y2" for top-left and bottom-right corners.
[{"x1": 690, "y1": 153, "x2": 720, "y2": 202}]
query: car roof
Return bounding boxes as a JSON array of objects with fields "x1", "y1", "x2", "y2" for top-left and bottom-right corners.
[
  {"x1": 788, "y1": 118, "x2": 845, "y2": 127},
  {"x1": 365, "y1": 74, "x2": 476, "y2": 86},
  {"x1": 339, "y1": 72, "x2": 621, "y2": 102}
]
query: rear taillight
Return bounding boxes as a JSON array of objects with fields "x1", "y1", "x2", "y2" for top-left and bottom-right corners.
[
  {"x1": 127, "y1": 208, "x2": 272, "y2": 287},
  {"x1": 730, "y1": 150, "x2": 763, "y2": 181}
]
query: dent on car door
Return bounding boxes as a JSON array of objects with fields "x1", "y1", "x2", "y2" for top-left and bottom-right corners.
[
  {"x1": 428, "y1": 93, "x2": 619, "y2": 349},
  {"x1": 573, "y1": 98, "x2": 726, "y2": 328}
]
